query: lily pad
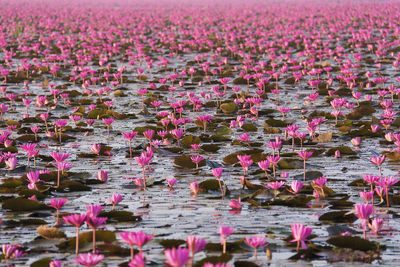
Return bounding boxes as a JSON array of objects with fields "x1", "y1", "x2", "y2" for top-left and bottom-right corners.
[
  {"x1": 3, "y1": 198, "x2": 50, "y2": 211},
  {"x1": 319, "y1": 211, "x2": 357, "y2": 223},
  {"x1": 242, "y1": 123, "x2": 258, "y2": 132},
  {"x1": 199, "y1": 179, "x2": 225, "y2": 193},
  {"x1": 264, "y1": 118, "x2": 288, "y2": 128},
  {"x1": 194, "y1": 254, "x2": 233, "y2": 267},
  {"x1": 159, "y1": 239, "x2": 186, "y2": 249},
  {"x1": 56, "y1": 180, "x2": 91, "y2": 192},
  {"x1": 326, "y1": 236, "x2": 380, "y2": 252},
  {"x1": 36, "y1": 225, "x2": 67, "y2": 239},
  {"x1": 31, "y1": 257, "x2": 52, "y2": 267},
  {"x1": 6, "y1": 219, "x2": 47, "y2": 227},
  {"x1": 174, "y1": 154, "x2": 205, "y2": 169},
  {"x1": 99, "y1": 210, "x2": 142, "y2": 222},
  {"x1": 326, "y1": 146, "x2": 356, "y2": 156},
  {"x1": 220, "y1": 102, "x2": 237, "y2": 114}
]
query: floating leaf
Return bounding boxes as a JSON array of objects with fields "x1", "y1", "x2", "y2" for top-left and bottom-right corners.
[
  {"x1": 2, "y1": 198, "x2": 50, "y2": 211},
  {"x1": 327, "y1": 236, "x2": 380, "y2": 252},
  {"x1": 36, "y1": 225, "x2": 66, "y2": 239},
  {"x1": 159, "y1": 239, "x2": 186, "y2": 249},
  {"x1": 99, "y1": 210, "x2": 142, "y2": 222},
  {"x1": 220, "y1": 102, "x2": 237, "y2": 114},
  {"x1": 319, "y1": 211, "x2": 357, "y2": 223}
]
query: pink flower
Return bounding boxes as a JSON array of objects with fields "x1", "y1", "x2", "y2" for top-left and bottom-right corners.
[
  {"x1": 370, "y1": 155, "x2": 385, "y2": 167},
  {"x1": 74, "y1": 253, "x2": 104, "y2": 267},
  {"x1": 164, "y1": 247, "x2": 189, "y2": 267},
  {"x1": 297, "y1": 151, "x2": 313, "y2": 160},
  {"x1": 368, "y1": 217, "x2": 384, "y2": 234},
  {"x1": 50, "y1": 152, "x2": 70, "y2": 162},
  {"x1": 91, "y1": 144, "x2": 101, "y2": 155},
  {"x1": 290, "y1": 223, "x2": 313, "y2": 251},
  {"x1": 219, "y1": 226, "x2": 234, "y2": 245},
  {"x1": 228, "y1": 198, "x2": 241, "y2": 210},
  {"x1": 63, "y1": 214, "x2": 87, "y2": 227},
  {"x1": 290, "y1": 180, "x2": 303, "y2": 194},
  {"x1": 96, "y1": 170, "x2": 108, "y2": 182},
  {"x1": 187, "y1": 235, "x2": 206, "y2": 255},
  {"x1": 86, "y1": 204, "x2": 103, "y2": 217},
  {"x1": 212, "y1": 168, "x2": 223, "y2": 179},
  {"x1": 166, "y1": 178, "x2": 177, "y2": 188},
  {"x1": 245, "y1": 235, "x2": 268, "y2": 250},
  {"x1": 189, "y1": 182, "x2": 199, "y2": 195},
  {"x1": 128, "y1": 252, "x2": 146, "y2": 267},
  {"x1": 119, "y1": 231, "x2": 153, "y2": 250}
]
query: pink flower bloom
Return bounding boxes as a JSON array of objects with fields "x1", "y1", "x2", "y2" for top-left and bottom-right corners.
[
  {"x1": 86, "y1": 204, "x2": 103, "y2": 217},
  {"x1": 212, "y1": 168, "x2": 223, "y2": 179},
  {"x1": 63, "y1": 214, "x2": 87, "y2": 228},
  {"x1": 122, "y1": 131, "x2": 138, "y2": 141},
  {"x1": 297, "y1": 151, "x2": 313, "y2": 160},
  {"x1": 370, "y1": 155, "x2": 385, "y2": 167},
  {"x1": 355, "y1": 203, "x2": 374, "y2": 235},
  {"x1": 106, "y1": 193, "x2": 123, "y2": 210},
  {"x1": 189, "y1": 182, "x2": 199, "y2": 195},
  {"x1": 368, "y1": 217, "x2": 384, "y2": 234},
  {"x1": 219, "y1": 226, "x2": 234, "y2": 245},
  {"x1": 96, "y1": 170, "x2": 108, "y2": 182},
  {"x1": 166, "y1": 178, "x2": 177, "y2": 188},
  {"x1": 91, "y1": 144, "x2": 101, "y2": 155},
  {"x1": 164, "y1": 247, "x2": 189, "y2": 267},
  {"x1": 128, "y1": 252, "x2": 146, "y2": 267},
  {"x1": 74, "y1": 253, "x2": 104, "y2": 267},
  {"x1": 119, "y1": 231, "x2": 153, "y2": 250},
  {"x1": 187, "y1": 235, "x2": 206, "y2": 255},
  {"x1": 48, "y1": 198, "x2": 68, "y2": 210},
  {"x1": 228, "y1": 198, "x2": 241, "y2": 210},
  {"x1": 290, "y1": 180, "x2": 303, "y2": 194},
  {"x1": 5, "y1": 157, "x2": 17, "y2": 170},
  {"x1": 351, "y1": 137, "x2": 361, "y2": 147},
  {"x1": 50, "y1": 152, "x2": 70, "y2": 162},
  {"x1": 245, "y1": 235, "x2": 268, "y2": 250},
  {"x1": 290, "y1": 223, "x2": 313, "y2": 251}
]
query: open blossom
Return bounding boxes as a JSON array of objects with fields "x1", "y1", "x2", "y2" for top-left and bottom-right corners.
[
  {"x1": 74, "y1": 253, "x2": 104, "y2": 267},
  {"x1": 164, "y1": 247, "x2": 189, "y2": 267},
  {"x1": 290, "y1": 223, "x2": 313, "y2": 251}
]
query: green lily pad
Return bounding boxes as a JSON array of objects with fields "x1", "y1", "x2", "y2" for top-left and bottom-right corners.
[
  {"x1": 277, "y1": 159, "x2": 303, "y2": 169},
  {"x1": 201, "y1": 144, "x2": 221, "y2": 153},
  {"x1": 194, "y1": 253, "x2": 233, "y2": 267},
  {"x1": 99, "y1": 210, "x2": 142, "y2": 223},
  {"x1": 159, "y1": 239, "x2": 186, "y2": 249},
  {"x1": 242, "y1": 123, "x2": 258, "y2": 132},
  {"x1": 174, "y1": 154, "x2": 205, "y2": 169},
  {"x1": 6, "y1": 219, "x2": 47, "y2": 227},
  {"x1": 220, "y1": 102, "x2": 237, "y2": 114},
  {"x1": 215, "y1": 126, "x2": 231, "y2": 135},
  {"x1": 222, "y1": 149, "x2": 264, "y2": 165},
  {"x1": 319, "y1": 211, "x2": 357, "y2": 223},
  {"x1": 97, "y1": 243, "x2": 131, "y2": 256},
  {"x1": 199, "y1": 179, "x2": 225, "y2": 193},
  {"x1": 3, "y1": 197, "x2": 50, "y2": 211},
  {"x1": 30, "y1": 257, "x2": 52, "y2": 267},
  {"x1": 56, "y1": 180, "x2": 91, "y2": 192},
  {"x1": 265, "y1": 118, "x2": 288, "y2": 128},
  {"x1": 60, "y1": 230, "x2": 116, "y2": 249},
  {"x1": 36, "y1": 225, "x2": 67, "y2": 239},
  {"x1": 181, "y1": 135, "x2": 201, "y2": 148},
  {"x1": 326, "y1": 146, "x2": 356, "y2": 156},
  {"x1": 267, "y1": 195, "x2": 313, "y2": 208},
  {"x1": 327, "y1": 236, "x2": 380, "y2": 252}
]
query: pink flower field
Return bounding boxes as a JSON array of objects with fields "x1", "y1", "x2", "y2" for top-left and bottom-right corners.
[{"x1": 0, "y1": 0, "x2": 400, "y2": 266}]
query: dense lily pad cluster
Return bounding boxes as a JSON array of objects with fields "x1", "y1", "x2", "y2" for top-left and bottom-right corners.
[{"x1": 0, "y1": 0, "x2": 400, "y2": 266}]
